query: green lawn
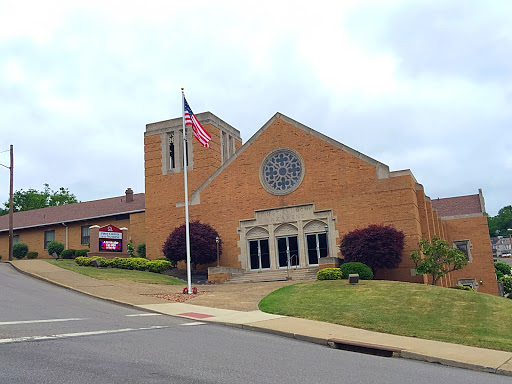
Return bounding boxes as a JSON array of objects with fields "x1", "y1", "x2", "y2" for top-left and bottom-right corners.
[
  {"x1": 259, "y1": 280, "x2": 512, "y2": 352},
  {"x1": 46, "y1": 260, "x2": 186, "y2": 285}
]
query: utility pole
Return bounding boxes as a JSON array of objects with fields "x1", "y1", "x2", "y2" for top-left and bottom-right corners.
[
  {"x1": 8, "y1": 145, "x2": 13, "y2": 261},
  {"x1": 1, "y1": 145, "x2": 13, "y2": 260}
]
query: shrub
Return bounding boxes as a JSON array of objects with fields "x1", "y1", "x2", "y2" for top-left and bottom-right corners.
[
  {"x1": 497, "y1": 270, "x2": 505, "y2": 281},
  {"x1": 91, "y1": 257, "x2": 110, "y2": 267},
  {"x1": 340, "y1": 262, "x2": 373, "y2": 280},
  {"x1": 26, "y1": 251, "x2": 38, "y2": 259},
  {"x1": 495, "y1": 261, "x2": 511, "y2": 277},
  {"x1": 162, "y1": 221, "x2": 220, "y2": 269},
  {"x1": 147, "y1": 260, "x2": 172, "y2": 273},
  {"x1": 136, "y1": 243, "x2": 146, "y2": 258},
  {"x1": 13, "y1": 242, "x2": 29, "y2": 259},
  {"x1": 449, "y1": 285, "x2": 475, "y2": 292},
  {"x1": 61, "y1": 249, "x2": 76, "y2": 259},
  {"x1": 47, "y1": 240, "x2": 64, "y2": 258},
  {"x1": 317, "y1": 268, "x2": 343, "y2": 280},
  {"x1": 75, "y1": 256, "x2": 92, "y2": 266},
  {"x1": 339, "y1": 225, "x2": 404, "y2": 275},
  {"x1": 75, "y1": 249, "x2": 90, "y2": 257},
  {"x1": 127, "y1": 243, "x2": 136, "y2": 258}
]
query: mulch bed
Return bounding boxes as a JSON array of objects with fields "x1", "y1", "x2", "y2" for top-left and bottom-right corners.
[{"x1": 143, "y1": 292, "x2": 207, "y2": 303}]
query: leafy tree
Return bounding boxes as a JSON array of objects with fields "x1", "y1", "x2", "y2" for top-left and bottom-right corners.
[
  {"x1": 13, "y1": 242, "x2": 29, "y2": 260},
  {"x1": 162, "y1": 221, "x2": 220, "y2": 269},
  {"x1": 339, "y1": 225, "x2": 405, "y2": 275},
  {"x1": 495, "y1": 261, "x2": 511, "y2": 279},
  {"x1": 1, "y1": 183, "x2": 78, "y2": 215},
  {"x1": 488, "y1": 205, "x2": 512, "y2": 237},
  {"x1": 411, "y1": 236, "x2": 468, "y2": 285},
  {"x1": 501, "y1": 275, "x2": 512, "y2": 297},
  {"x1": 47, "y1": 240, "x2": 64, "y2": 258}
]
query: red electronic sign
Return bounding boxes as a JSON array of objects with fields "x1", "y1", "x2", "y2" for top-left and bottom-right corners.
[
  {"x1": 98, "y1": 224, "x2": 123, "y2": 252},
  {"x1": 99, "y1": 240, "x2": 122, "y2": 252}
]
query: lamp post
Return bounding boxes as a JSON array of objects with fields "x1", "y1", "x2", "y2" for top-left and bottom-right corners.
[
  {"x1": 508, "y1": 229, "x2": 512, "y2": 256},
  {"x1": 215, "y1": 236, "x2": 220, "y2": 267}
]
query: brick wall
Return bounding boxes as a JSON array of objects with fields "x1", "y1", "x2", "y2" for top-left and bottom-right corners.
[
  {"x1": 145, "y1": 116, "x2": 426, "y2": 283},
  {"x1": 444, "y1": 216, "x2": 498, "y2": 295},
  {"x1": 0, "y1": 215, "x2": 143, "y2": 260}
]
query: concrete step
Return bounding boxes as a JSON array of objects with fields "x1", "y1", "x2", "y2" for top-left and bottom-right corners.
[{"x1": 226, "y1": 267, "x2": 319, "y2": 284}]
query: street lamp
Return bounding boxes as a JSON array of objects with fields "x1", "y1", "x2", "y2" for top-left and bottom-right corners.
[
  {"x1": 215, "y1": 236, "x2": 220, "y2": 267},
  {"x1": 508, "y1": 229, "x2": 512, "y2": 255}
]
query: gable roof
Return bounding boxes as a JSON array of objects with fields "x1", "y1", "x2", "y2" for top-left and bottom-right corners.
[
  {"x1": 431, "y1": 194, "x2": 484, "y2": 218},
  {"x1": 183, "y1": 112, "x2": 392, "y2": 205},
  {"x1": 0, "y1": 193, "x2": 145, "y2": 232}
]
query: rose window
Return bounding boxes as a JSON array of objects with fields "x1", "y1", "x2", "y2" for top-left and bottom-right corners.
[{"x1": 260, "y1": 149, "x2": 304, "y2": 195}]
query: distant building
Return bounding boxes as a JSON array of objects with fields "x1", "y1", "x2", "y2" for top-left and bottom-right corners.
[
  {"x1": 0, "y1": 189, "x2": 145, "y2": 258},
  {"x1": 491, "y1": 236, "x2": 512, "y2": 257}
]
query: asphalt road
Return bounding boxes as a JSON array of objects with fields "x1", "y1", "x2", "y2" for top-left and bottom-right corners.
[{"x1": 0, "y1": 263, "x2": 509, "y2": 384}]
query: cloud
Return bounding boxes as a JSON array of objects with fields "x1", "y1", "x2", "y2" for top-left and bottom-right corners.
[{"x1": 0, "y1": 0, "x2": 510, "y2": 216}]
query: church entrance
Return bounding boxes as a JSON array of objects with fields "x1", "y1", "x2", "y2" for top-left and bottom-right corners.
[
  {"x1": 306, "y1": 232, "x2": 328, "y2": 265},
  {"x1": 277, "y1": 235, "x2": 300, "y2": 268},
  {"x1": 249, "y1": 239, "x2": 270, "y2": 270}
]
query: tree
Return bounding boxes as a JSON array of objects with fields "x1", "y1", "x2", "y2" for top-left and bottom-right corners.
[
  {"x1": 1, "y1": 183, "x2": 78, "y2": 215},
  {"x1": 488, "y1": 205, "x2": 512, "y2": 237},
  {"x1": 339, "y1": 224, "x2": 405, "y2": 275},
  {"x1": 162, "y1": 221, "x2": 220, "y2": 269},
  {"x1": 495, "y1": 261, "x2": 511, "y2": 280},
  {"x1": 411, "y1": 236, "x2": 468, "y2": 285}
]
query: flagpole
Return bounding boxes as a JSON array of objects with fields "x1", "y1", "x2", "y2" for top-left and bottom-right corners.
[{"x1": 181, "y1": 88, "x2": 192, "y2": 294}]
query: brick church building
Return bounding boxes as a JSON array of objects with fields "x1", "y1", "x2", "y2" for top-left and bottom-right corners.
[{"x1": 144, "y1": 112, "x2": 498, "y2": 295}]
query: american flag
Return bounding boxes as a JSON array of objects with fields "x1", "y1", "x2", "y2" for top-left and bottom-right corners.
[{"x1": 184, "y1": 97, "x2": 211, "y2": 148}]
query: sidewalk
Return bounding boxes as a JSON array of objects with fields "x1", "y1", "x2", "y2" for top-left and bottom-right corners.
[{"x1": 7, "y1": 260, "x2": 512, "y2": 377}]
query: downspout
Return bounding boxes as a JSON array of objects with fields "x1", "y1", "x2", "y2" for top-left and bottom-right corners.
[{"x1": 61, "y1": 223, "x2": 68, "y2": 250}]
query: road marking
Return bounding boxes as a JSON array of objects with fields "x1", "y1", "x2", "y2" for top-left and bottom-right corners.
[
  {"x1": 0, "y1": 318, "x2": 86, "y2": 326},
  {"x1": 125, "y1": 313, "x2": 162, "y2": 317},
  {"x1": 181, "y1": 322, "x2": 206, "y2": 326},
  {"x1": 0, "y1": 325, "x2": 170, "y2": 345}
]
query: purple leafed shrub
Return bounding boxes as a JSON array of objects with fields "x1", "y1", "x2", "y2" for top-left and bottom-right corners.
[
  {"x1": 162, "y1": 221, "x2": 221, "y2": 269},
  {"x1": 339, "y1": 224, "x2": 405, "y2": 274}
]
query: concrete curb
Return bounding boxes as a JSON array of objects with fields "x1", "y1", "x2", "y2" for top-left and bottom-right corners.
[
  {"x1": 400, "y1": 351, "x2": 499, "y2": 375},
  {"x1": 6, "y1": 261, "x2": 512, "y2": 377}
]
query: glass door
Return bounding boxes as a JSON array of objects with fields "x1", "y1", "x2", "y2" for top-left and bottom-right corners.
[
  {"x1": 277, "y1": 236, "x2": 299, "y2": 268},
  {"x1": 249, "y1": 239, "x2": 270, "y2": 270},
  {"x1": 306, "y1": 232, "x2": 328, "y2": 265}
]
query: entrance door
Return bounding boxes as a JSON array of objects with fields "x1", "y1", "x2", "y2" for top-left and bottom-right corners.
[
  {"x1": 277, "y1": 236, "x2": 299, "y2": 268},
  {"x1": 306, "y1": 233, "x2": 328, "y2": 265},
  {"x1": 249, "y1": 239, "x2": 270, "y2": 270}
]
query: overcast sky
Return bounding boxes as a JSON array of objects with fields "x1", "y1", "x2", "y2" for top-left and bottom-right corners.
[{"x1": 1, "y1": 0, "x2": 511, "y2": 216}]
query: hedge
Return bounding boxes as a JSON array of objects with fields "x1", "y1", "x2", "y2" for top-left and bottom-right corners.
[
  {"x1": 74, "y1": 256, "x2": 171, "y2": 274},
  {"x1": 317, "y1": 268, "x2": 343, "y2": 280},
  {"x1": 61, "y1": 249, "x2": 76, "y2": 259}
]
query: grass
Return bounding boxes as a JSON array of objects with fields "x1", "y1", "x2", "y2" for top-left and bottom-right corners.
[
  {"x1": 259, "y1": 279, "x2": 512, "y2": 352},
  {"x1": 46, "y1": 260, "x2": 186, "y2": 285}
]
